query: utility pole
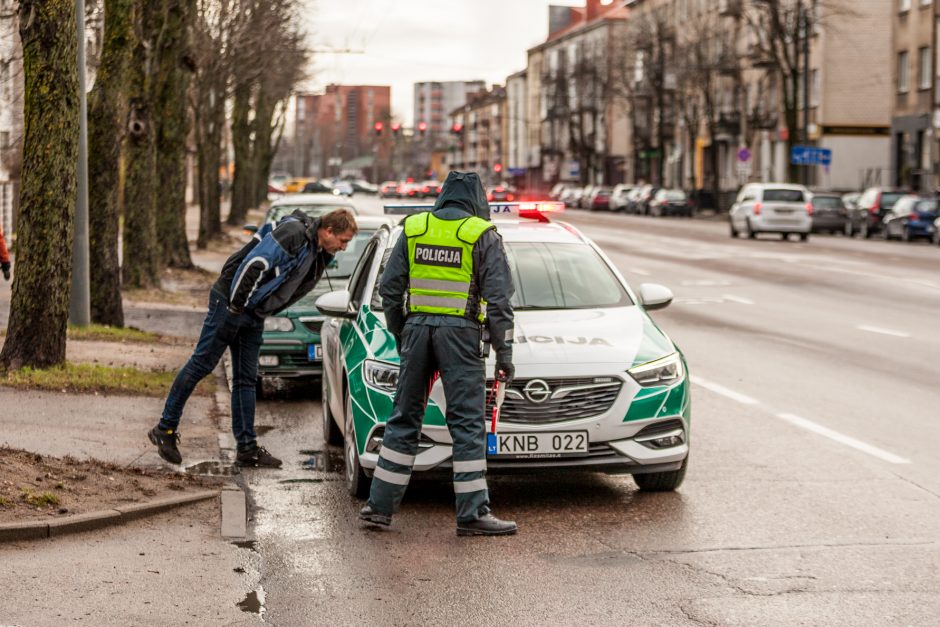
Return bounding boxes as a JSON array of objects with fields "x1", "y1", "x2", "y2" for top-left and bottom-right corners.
[
  {"x1": 800, "y1": 0, "x2": 811, "y2": 187},
  {"x1": 69, "y1": 0, "x2": 90, "y2": 326}
]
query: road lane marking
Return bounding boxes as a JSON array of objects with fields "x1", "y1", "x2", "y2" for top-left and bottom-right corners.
[
  {"x1": 776, "y1": 413, "x2": 912, "y2": 465},
  {"x1": 856, "y1": 325, "x2": 910, "y2": 338},
  {"x1": 681, "y1": 279, "x2": 732, "y2": 286},
  {"x1": 690, "y1": 375, "x2": 759, "y2": 405},
  {"x1": 722, "y1": 295, "x2": 755, "y2": 305},
  {"x1": 629, "y1": 268, "x2": 650, "y2": 276}
]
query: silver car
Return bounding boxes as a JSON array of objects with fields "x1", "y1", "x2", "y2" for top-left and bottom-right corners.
[{"x1": 729, "y1": 183, "x2": 813, "y2": 241}]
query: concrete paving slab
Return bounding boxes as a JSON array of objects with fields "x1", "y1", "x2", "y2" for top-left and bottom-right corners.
[{"x1": 221, "y1": 489, "x2": 247, "y2": 538}]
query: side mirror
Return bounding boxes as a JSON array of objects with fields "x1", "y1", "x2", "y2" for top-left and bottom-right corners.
[
  {"x1": 639, "y1": 283, "x2": 673, "y2": 311},
  {"x1": 243, "y1": 224, "x2": 258, "y2": 234},
  {"x1": 315, "y1": 289, "x2": 356, "y2": 319}
]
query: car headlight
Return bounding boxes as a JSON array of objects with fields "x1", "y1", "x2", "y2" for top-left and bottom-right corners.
[
  {"x1": 263, "y1": 316, "x2": 294, "y2": 332},
  {"x1": 363, "y1": 359, "x2": 399, "y2": 393},
  {"x1": 628, "y1": 353, "x2": 684, "y2": 387}
]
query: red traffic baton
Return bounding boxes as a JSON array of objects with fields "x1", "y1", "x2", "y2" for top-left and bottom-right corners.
[{"x1": 490, "y1": 379, "x2": 505, "y2": 434}]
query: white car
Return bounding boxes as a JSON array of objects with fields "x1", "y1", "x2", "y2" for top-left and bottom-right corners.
[
  {"x1": 729, "y1": 183, "x2": 813, "y2": 241},
  {"x1": 316, "y1": 202, "x2": 691, "y2": 498},
  {"x1": 610, "y1": 184, "x2": 635, "y2": 211}
]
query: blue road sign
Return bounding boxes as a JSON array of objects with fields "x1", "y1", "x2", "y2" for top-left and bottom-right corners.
[{"x1": 791, "y1": 145, "x2": 832, "y2": 166}]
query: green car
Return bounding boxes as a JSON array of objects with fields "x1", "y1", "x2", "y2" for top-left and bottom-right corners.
[
  {"x1": 316, "y1": 203, "x2": 691, "y2": 497},
  {"x1": 251, "y1": 195, "x2": 382, "y2": 390}
]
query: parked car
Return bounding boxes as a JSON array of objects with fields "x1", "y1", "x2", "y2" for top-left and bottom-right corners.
[
  {"x1": 350, "y1": 180, "x2": 378, "y2": 195},
  {"x1": 550, "y1": 183, "x2": 572, "y2": 200},
  {"x1": 609, "y1": 184, "x2": 635, "y2": 211},
  {"x1": 256, "y1": 215, "x2": 393, "y2": 393},
  {"x1": 578, "y1": 185, "x2": 599, "y2": 209},
  {"x1": 331, "y1": 181, "x2": 354, "y2": 197},
  {"x1": 883, "y1": 196, "x2": 940, "y2": 241},
  {"x1": 586, "y1": 186, "x2": 613, "y2": 211},
  {"x1": 624, "y1": 187, "x2": 645, "y2": 214},
  {"x1": 285, "y1": 177, "x2": 315, "y2": 193},
  {"x1": 847, "y1": 187, "x2": 908, "y2": 238},
  {"x1": 246, "y1": 194, "x2": 359, "y2": 234},
  {"x1": 562, "y1": 187, "x2": 584, "y2": 208},
  {"x1": 810, "y1": 193, "x2": 849, "y2": 234},
  {"x1": 398, "y1": 182, "x2": 424, "y2": 199},
  {"x1": 648, "y1": 189, "x2": 693, "y2": 217},
  {"x1": 420, "y1": 180, "x2": 442, "y2": 198},
  {"x1": 633, "y1": 185, "x2": 659, "y2": 215},
  {"x1": 317, "y1": 202, "x2": 690, "y2": 497},
  {"x1": 379, "y1": 181, "x2": 400, "y2": 198},
  {"x1": 729, "y1": 183, "x2": 812, "y2": 241},
  {"x1": 302, "y1": 180, "x2": 333, "y2": 194}
]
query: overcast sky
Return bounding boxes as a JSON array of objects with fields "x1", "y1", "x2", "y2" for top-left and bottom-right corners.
[{"x1": 303, "y1": 0, "x2": 584, "y2": 125}]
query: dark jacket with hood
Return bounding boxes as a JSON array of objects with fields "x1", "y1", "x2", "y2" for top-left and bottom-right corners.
[
  {"x1": 213, "y1": 210, "x2": 333, "y2": 318},
  {"x1": 379, "y1": 171, "x2": 515, "y2": 361}
]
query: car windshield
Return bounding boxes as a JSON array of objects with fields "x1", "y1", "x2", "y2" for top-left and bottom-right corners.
[
  {"x1": 880, "y1": 192, "x2": 906, "y2": 209},
  {"x1": 763, "y1": 189, "x2": 805, "y2": 202},
  {"x1": 915, "y1": 199, "x2": 939, "y2": 212},
  {"x1": 506, "y1": 242, "x2": 630, "y2": 310},
  {"x1": 812, "y1": 196, "x2": 842, "y2": 209},
  {"x1": 267, "y1": 204, "x2": 353, "y2": 223},
  {"x1": 663, "y1": 190, "x2": 686, "y2": 200}
]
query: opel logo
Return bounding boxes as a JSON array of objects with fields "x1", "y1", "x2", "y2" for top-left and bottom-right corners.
[{"x1": 523, "y1": 379, "x2": 551, "y2": 404}]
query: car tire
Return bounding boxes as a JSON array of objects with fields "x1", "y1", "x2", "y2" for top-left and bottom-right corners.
[
  {"x1": 861, "y1": 221, "x2": 871, "y2": 239},
  {"x1": 901, "y1": 226, "x2": 912, "y2": 243},
  {"x1": 344, "y1": 386, "x2": 371, "y2": 499},
  {"x1": 634, "y1": 457, "x2": 688, "y2": 492},
  {"x1": 321, "y1": 374, "x2": 343, "y2": 446},
  {"x1": 729, "y1": 221, "x2": 738, "y2": 238},
  {"x1": 800, "y1": 232, "x2": 809, "y2": 242},
  {"x1": 746, "y1": 219, "x2": 756, "y2": 239},
  {"x1": 934, "y1": 229, "x2": 940, "y2": 246},
  {"x1": 844, "y1": 221, "x2": 854, "y2": 237}
]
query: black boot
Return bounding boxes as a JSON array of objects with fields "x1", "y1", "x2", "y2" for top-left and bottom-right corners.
[
  {"x1": 359, "y1": 504, "x2": 392, "y2": 527},
  {"x1": 148, "y1": 426, "x2": 182, "y2": 464},
  {"x1": 457, "y1": 513, "x2": 517, "y2": 536}
]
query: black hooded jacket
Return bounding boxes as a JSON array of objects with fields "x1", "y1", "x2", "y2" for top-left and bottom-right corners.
[{"x1": 379, "y1": 171, "x2": 515, "y2": 360}]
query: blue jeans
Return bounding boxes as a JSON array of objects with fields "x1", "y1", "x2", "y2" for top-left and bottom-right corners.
[{"x1": 159, "y1": 288, "x2": 264, "y2": 451}]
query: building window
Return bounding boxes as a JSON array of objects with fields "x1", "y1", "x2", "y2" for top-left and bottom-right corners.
[
  {"x1": 899, "y1": 0, "x2": 911, "y2": 11},
  {"x1": 898, "y1": 50, "x2": 910, "y2": 93},
  {"x1": 920, "y1": 0, "x2": 931, "y2": 7},
  {"x1": 0, "y1": 131, "x2": 9, "y2": 150},
  {"x1": 810, "y1": 69, "x2": 820, "y2": 106},
  {"x1": 919, "y1": 46, "x2": 932, "y2": 89}
]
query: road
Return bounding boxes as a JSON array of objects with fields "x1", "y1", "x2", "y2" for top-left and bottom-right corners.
[{"x1": 239, "y1": 196, "x2": 940, "y2": 625}]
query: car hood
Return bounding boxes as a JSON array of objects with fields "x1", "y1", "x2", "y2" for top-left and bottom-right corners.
[{"x1": 512, "y1": 307, "x2": 674, "y2": 367}]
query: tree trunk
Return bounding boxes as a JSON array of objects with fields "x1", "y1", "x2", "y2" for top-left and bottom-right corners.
[
  {"x1": 0, "y1": 0, "x2": 79, "y2": 370},
  {"x1": 227, "y1": 81, "x2": 252, "y2": 226},
  {"x1": 122, "y1": 0, "x2": 159, "y2": 288},
  {"x1": 154, "y1": 0, "x2": 194, "y2": 268},
  {"x1": 87, "y1": 0, "x2": 132, "y2": 327},
  {"x1": 252, "y1": 90, "x2": 282, "y2": 207}
]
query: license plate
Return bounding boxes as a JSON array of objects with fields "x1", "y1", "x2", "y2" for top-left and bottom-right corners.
[
  {"x1": 489, "y1": 431, "x2": 589, "y2": 457},
  {"x1": 307, "y1": 344, "x2": 322, "y2": 361}
]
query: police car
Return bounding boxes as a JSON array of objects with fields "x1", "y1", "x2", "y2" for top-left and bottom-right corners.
[{"x1": 316, "y1": 202, "x2": 690, "y2": 497}]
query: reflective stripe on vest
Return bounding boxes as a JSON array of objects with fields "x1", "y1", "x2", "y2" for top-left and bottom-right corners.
[{"x1": 405, "y1": 212, "x2": 493, "y2": 321}]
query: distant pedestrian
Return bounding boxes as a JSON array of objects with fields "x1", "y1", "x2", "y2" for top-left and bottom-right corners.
[
  {"x1": 148, "y1": 209, "x2": 358, "y2": 468},
  {"x1": 0, "y1": 226, "x2": 10, "y2": 281}
]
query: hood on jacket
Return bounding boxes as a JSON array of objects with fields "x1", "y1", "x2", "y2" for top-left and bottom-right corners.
[
  {"x1": 432, "y1": 171, "x2": 491, "y2": 220},
  {"x1": 287, "y1": 209, "x2": 320, "y2": 243}
]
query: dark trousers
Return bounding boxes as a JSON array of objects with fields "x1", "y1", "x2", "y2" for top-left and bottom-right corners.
[
  {"x1": 159, "y1": 288, "x2": 264, "y2": 451},
  {"x1": 367, "y1": 323, "x2": 490, "y2": 523}
]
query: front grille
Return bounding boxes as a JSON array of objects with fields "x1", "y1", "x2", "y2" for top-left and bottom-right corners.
[
  {"x1": 302, "y1": 320, "x2": 323, "y2": 333},
  {"x1": 485, "y1": 377, "x2": 622, "y2": 424}
]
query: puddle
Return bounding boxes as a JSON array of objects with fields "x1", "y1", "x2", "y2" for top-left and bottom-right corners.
[
  {"x1": 279, "y1": 478, "x2": 323, "y2": 484},
  {"x1": 232, "y1": 540, "x2": 257, "y2": 551},
  {"x1": 299, "y1": 449, "x2": 343, "y2": 473},
  {"x1": 184, "y1": 460, "x2": 237, "y2": 476},
  {"x1": 237, "y1": 586, "x2": 266, "y2": 618}
]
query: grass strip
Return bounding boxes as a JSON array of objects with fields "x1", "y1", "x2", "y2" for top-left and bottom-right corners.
[
  {"x1": 0, "y1": 362, "x2": 214, "y2": 397},
  {"x1": 66, "y1": 323, "x2": 163, "y2": 343}
]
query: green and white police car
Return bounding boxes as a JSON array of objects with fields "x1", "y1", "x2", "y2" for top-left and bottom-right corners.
[{"x1": 316, "y1": 202, "x2": 690, "y2": 497}]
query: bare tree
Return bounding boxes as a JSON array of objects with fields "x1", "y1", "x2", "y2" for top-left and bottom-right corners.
[
  {"x1": 0, "y1": 0, "x2": 79, "y2": 369},
  {"x1": 87, "y1": 0, "x2": 131, "y2": 325}
]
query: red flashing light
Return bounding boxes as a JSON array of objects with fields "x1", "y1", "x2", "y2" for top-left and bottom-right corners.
[
  {"x1": 753, "y1": 202, "x2": 762, "y2": 215},
  {"x1": 518, "y1": 201, "x2": 565, "y2": 222},
  {"x1": 406, "y1": 177, "x2": 414, "y2": 183}
]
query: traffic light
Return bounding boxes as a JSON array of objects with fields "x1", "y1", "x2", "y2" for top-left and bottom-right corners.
[
  {"x1": 417, "y1": 121, "x2": 428, "y2": 135},
  {"x1": 493, "y1": 163, "x2": 503, "y2": 174},
  {"x1": 373, "y1": 121, "x2": 384, "y2": 135},
  {"x1": 451, "y1": 123, "x2": 464, "y2": 135},
  {"x1": 391, "y1": 122, "x2": 401, "y2": 135}
]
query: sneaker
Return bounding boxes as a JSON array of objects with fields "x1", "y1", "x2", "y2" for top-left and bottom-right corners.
[
  {"x1": 358, "y1": 504, "x2": 392, "y2": 527},
  {"x1": 148, "y1": 426, "x2": 182, "y2": 464},
  {"x1": 235, "y1": 445, "x2": 282, "y2": 468}
]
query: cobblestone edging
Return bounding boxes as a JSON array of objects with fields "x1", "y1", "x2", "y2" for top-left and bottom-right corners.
[{"x1": 0, "y1": 490, "x2": 219, "y2": 543}]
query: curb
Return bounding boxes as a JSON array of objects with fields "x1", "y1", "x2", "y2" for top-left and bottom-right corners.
[{"x1": 0, "y1": 489, "x2": 219, "y2": 543}]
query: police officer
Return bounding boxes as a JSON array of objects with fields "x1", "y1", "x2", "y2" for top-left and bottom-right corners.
[{"x1": 359, "y1": 171, "x2": 517, "y2": 536}]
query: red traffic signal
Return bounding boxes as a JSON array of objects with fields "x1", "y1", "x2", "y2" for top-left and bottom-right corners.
[
  {"x1": 493, "y1": 163, "x2": 503, "y2": 173},
  {"x1": 391, "y1": 122, "x2": 401, "y2": 134},
  {"x1": 451, "y1": 123, "x2": 464, "y2": 135},
  {"x1": 417, "y1": 121, "x2": 428, "y2": 133},
  {"x1": 373, "y1": 121, "x2": 384, "y2": 135}
]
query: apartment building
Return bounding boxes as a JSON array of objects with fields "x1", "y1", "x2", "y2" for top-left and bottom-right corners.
[
  {"x1": 448, "y1": 85, "x2": 507, "y2": 185},
  {"x1": 413, "y1": 80, "x2": 485, "y2": 145},
  {"x1": 891, "y1": 0, "x2": 939, "y2": 192}
]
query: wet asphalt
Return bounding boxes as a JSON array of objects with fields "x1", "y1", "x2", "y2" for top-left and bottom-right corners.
[{"x1": 234, "y1": 198, "x2": 940, "y2": 625}]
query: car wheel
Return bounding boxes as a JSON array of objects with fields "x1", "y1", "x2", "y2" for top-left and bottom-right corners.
[
  {"x1": 746, "y1": 219, "x2": 756, "y2": 239},
  {"x1": 729, "y1": 221, "x2": 738, "y2": 238},
  {"x1": 781, "y1": 232, "x2": 789, "y2": 241},
  {"x1": 634, "y1": 457, "x2": 687, "y2": 492},
  {"x1": 343, "y1": 387, "x2": 371, "y2": 499},
  {"x1": 861, "y1": 221, "x2": 871, "y2": 239},
  {"x1": 901, "y1": 226, "x2": 912, "y2": 243},
  {"x1": 934, "y1": 230, "x2": 940, "y2": 246},
  {"x1": 321, "y1": 374, "x2": 343, "y2": 446},
  {"x1": 844, "y1": 221, "x2": 854, "y2": 237},
  {"x1": 800, "y1": 232, "x2": 809, "y2": 242}
]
